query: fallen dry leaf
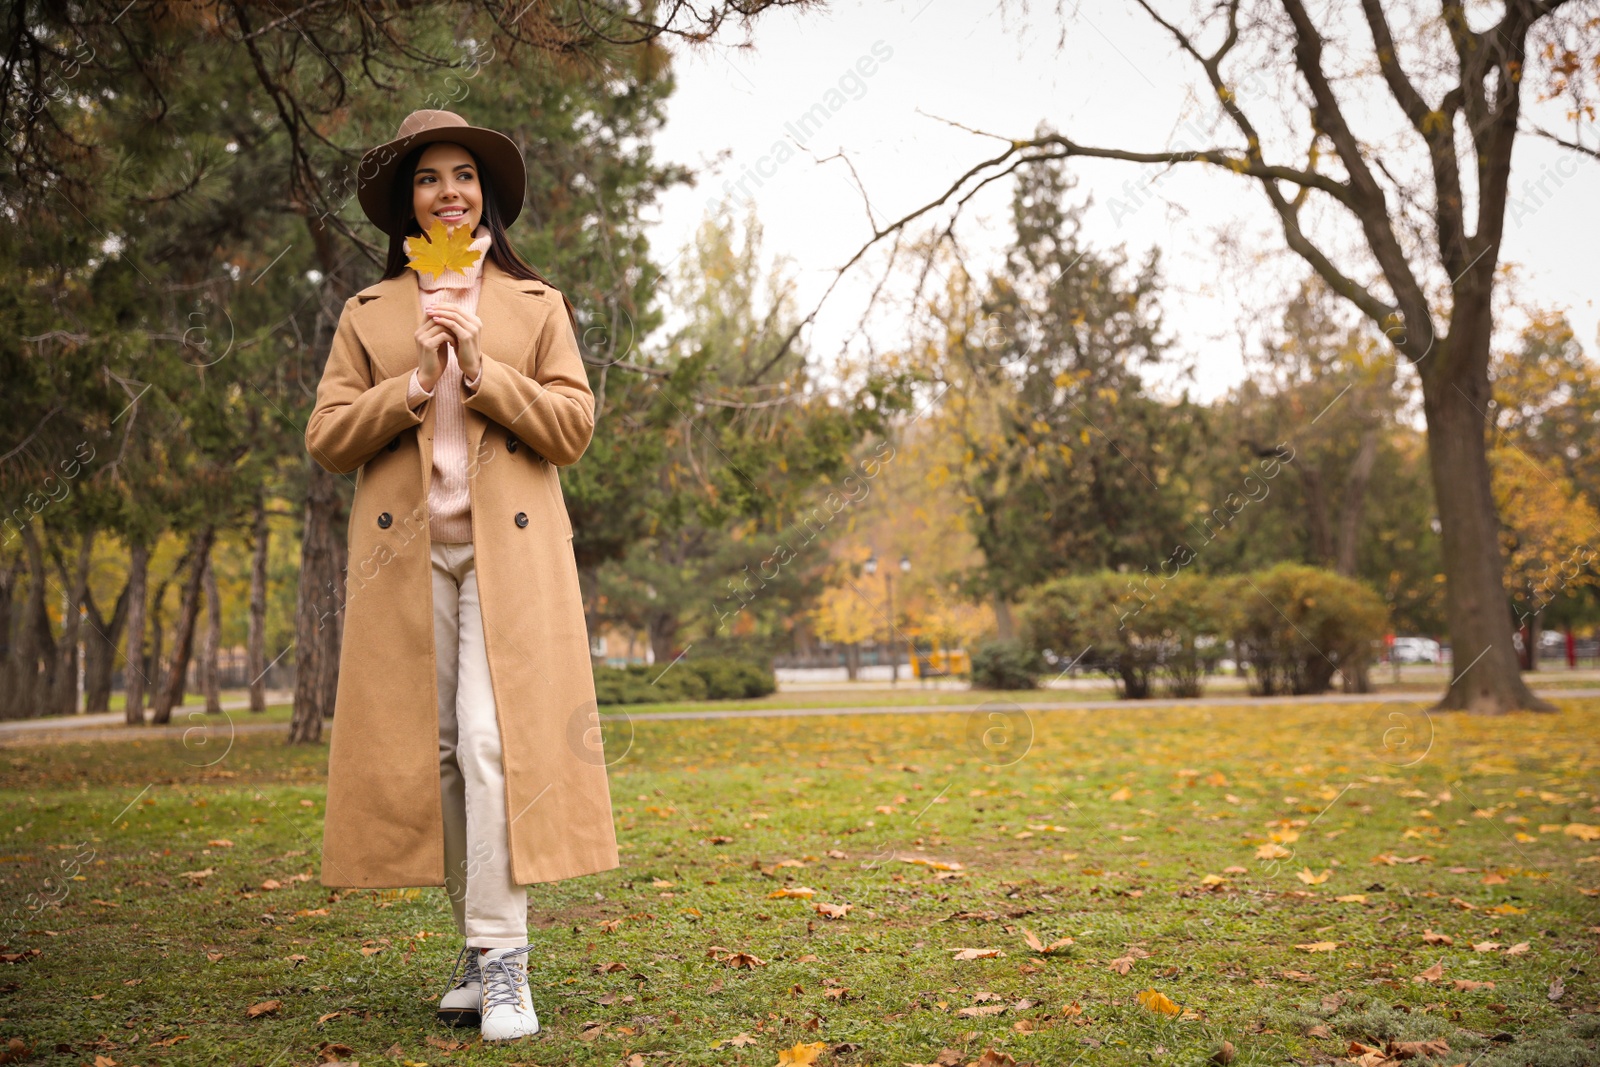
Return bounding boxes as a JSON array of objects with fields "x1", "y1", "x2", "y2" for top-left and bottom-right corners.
[
  {"x1": 951, "y1": 947, "x2": 1004, "y2": 961},
  {"x1": 1385, "y1": 1037, "x2": 1450, "y2": 1058},
  {"x1": 776, "y1": 1040, "x2": 826, "y2": 1065},
  {"x1": 1021, "y1": 927, "x2": 1075, "y2": 953},
  {"x1": 971, "y1": 1050, "x2": 1017, "y2": 1067},
  {"x1": 1412, "y1": 961, "x2": 1445, "y2": 983},
  {"x1": 957, "y1": 1003, "x2": 1007, "y2": 1017},
  {"x1": 245, "y1": 999, "x2": 281, "y2": 1018},
  {"x1": 1136, "y1": 988, "x2": 1182, "y2": 1015}
]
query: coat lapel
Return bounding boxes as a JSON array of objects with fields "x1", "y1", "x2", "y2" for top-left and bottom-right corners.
[{"x1": 348, "y1": 260, "x2": 548, "y2": 508}]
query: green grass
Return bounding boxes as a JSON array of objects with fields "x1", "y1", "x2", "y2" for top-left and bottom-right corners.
[
  {"x1": 2, "y1": 697, "x2": 1598, "y2": 1066},
  {"x1": 22, "y1": 668, "x2": 1600, "y2": 735}
]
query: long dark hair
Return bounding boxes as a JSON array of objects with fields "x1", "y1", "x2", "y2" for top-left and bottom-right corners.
[{"x1": 381, "y1": 142, "x2": 583, "y2": 349}]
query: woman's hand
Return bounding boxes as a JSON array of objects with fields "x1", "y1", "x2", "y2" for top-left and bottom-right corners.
[
  {"x1": 415, "y1": 316, "x2": 452, "y2": 391},
  {"x1": 426, "y1": 304, "x2": 484, "y2": 382}
]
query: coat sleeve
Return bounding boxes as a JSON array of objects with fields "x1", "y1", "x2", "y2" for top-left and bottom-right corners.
[
  {"x1": 304, "y1": 300, "x2": 427, "y2": 475},
  {"x1": 462, "y1": 295, "x2": 595, "y2": 466}
]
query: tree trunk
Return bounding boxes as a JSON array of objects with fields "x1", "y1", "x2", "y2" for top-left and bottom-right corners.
[
  {"x1": 991, "y1": 593, "x2": 1014, "y2": 640},
  {"x1": 1419, "y1": 349, "x2": 1554, "y2": 713},
  {"x1": 320, "y1": 524, "x2": 346, "y2": 719},
  {"x1": 289, "y1": 213, "x2": 358, "y2": 745},
  {"x1": 647, "y1": 610, "x2": 680, "y2": 667},
  {"x1": 45, "y1": 528, "x2": 94, "y2": 716},
  {"x1": 151, "y1": 527, "x2": 216, "y2": 725},
  {"x1": 147, "y1": 571, "x2": 170, "y2": 724},
  {"x1": 1527, "y1": 611, "x2": 1542, "y2": 673},
  {"x1": 845, "y1": 642, "x2": 860, "y2": 682},
  {"x1": 1299, "y1": 463, "x2": 1334, "y2": 567},
  {"x1": 289, "y1": 463, "x2": 341, "y2": 743},
  {"x1": 201, "y1": 553, "x2": 223, "y2": 714},
  {"x1": 122, "y1": 541, "x2": 151, "y2": 725},
  {"x1": 248, "y1": 493, "x2": 269, "y2": 712},
  {"x1": 1334, "y1": 426, "x2": 1379, "y2": 577},
  {"x1": 83, "y1": 576, "x2": 130, "y2": 714},
  {"x1": 15, "y1": 525, "x2": 56, "y2": 719},
  {"x1": 0, "y1": 556, "x2": 14, "y2": 719}
]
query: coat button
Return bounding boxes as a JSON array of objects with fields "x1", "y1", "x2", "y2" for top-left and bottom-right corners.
[
  {"x1": 387, "y1": 436, "x2": 400, "y2": 452},
  {"x1": 514, "y1": 512, "x2": 528, "y2": 528},
  {"x1": 377, "y1": 512, "x2": 392, "y2": 529},
  {"x1": 505, "y1": 435, "x2": 519, "y2": 454}
]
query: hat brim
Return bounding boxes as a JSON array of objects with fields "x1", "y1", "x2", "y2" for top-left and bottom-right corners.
[{"x1": 357, "y1": 125, "x2": 526, "y2": 235}]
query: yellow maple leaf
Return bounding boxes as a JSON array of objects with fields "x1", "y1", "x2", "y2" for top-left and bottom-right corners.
[
  {"x1": 1296, "y1": 867, "x2": 1331, "y2": 885},
  {"x1": 776, "y1": 1040, "x2": 827, "y2": 1065},
  {"x1": 766, "y1": 885, "x2": 816, "y2": 899},
  {"x1": 1136, "y1": 988, "x2": 1182, "y2": 1015},
  {"x1": 405, "y1": 219, "x2": 482, "y2": 278}
]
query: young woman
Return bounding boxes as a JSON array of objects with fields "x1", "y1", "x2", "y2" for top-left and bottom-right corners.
[{"x1": 305, "y1": 109, "x2": 621, "y2": 1043}]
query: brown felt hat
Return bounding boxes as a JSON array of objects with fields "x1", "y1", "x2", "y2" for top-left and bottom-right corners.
[{"x1": 357, "y1": 109, "x2": 526, "y2": 235}]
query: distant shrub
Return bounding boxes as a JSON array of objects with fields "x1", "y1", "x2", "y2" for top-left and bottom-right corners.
[
  {"x1": 594, "y1": 655, "x2": 775, "y2": 706},
  {"x1": 969, "y1": 638, "x2": 1045, "y2": 690},
  {"x1": 1212, "y1": 563, "x2": 1387, "y2": 696},
  {"x1": 1018, "y1": 564, "x2": 1385, "y2": 699},
  {"x1": 1020, "y1": 571, "x2": 1225, "y2": 698}
]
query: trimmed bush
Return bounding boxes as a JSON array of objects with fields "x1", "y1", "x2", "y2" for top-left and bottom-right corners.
[
  {"x1": 1020, "y1": 571, "x2": 1224, "y2": 698},
  {"x1": 1018, "y1": 564, "x2": 1386, "y2": 699},
  {"x1": 1212, "y1": 562, "x2": 1387, "y2": 695},
  {"x1": 969, "y1": 638, "x2": 1044, "y2": 690},
  {"x1": 594, "y1": 655, "x2": 775, "y2": 706}
]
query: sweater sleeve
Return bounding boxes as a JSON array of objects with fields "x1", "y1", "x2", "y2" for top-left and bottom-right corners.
[
  {"x1": 461, "y1": 300, "x2": 594, "y2": 466},
  {"x1": 407, "y1": 368, "x2": 434, "y2": 409},
  {"x1": 304, "y1": 301, "x2": 426, "y2": 475}
]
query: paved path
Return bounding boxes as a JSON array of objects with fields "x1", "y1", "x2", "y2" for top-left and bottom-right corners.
[{"x1": 3, "y1": 687, "x2": 1597, "y2": 747}]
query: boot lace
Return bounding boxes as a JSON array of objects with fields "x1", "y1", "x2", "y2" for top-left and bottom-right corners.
[
  {"x1": 440, "y1": 943, "x2": 483, "y2": 998},
  {"x1": 481, "y1": 945, "x2": 536, "y2": 1011}
]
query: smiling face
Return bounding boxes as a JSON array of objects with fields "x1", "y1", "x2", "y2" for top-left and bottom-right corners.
[{"x1": 410, "y1": 142, "x2": 483, "y2": 234}]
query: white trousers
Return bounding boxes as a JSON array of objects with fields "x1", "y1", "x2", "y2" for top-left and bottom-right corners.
[{"x1": 431, "y1": 539, "x2": 529, "y2": 948}]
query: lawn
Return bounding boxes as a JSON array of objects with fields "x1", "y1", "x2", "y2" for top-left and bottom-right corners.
[{"x1": 1, "y1": 696, "x2": 1597, "y2": 1067}]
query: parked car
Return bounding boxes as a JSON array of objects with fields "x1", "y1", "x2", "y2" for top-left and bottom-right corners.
[{"x1": 1390, "y1": 636, "x2": 1441, "y2": 664}]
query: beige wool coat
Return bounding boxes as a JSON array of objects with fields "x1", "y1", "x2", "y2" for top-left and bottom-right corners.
[{"x1": 305, "y1": 258, "x2": 620, "y2": 889}]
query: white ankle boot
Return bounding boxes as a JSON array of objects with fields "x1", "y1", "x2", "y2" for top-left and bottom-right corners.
[
  {"x1": 479, "y1": 944, "x2": 539, "y2": 1041},
  {"x1": 435, "y1": 944, "x2": 483, "y2": 1027}
]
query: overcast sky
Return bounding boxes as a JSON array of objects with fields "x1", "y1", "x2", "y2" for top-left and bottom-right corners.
[{"x1": 641, "y1": 0, "x2": 1599, "y2": 403}]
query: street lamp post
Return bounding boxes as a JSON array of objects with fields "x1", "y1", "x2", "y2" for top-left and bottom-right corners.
[{"x1": 864, "y1": 553, "x2": 912, "y2": 686}]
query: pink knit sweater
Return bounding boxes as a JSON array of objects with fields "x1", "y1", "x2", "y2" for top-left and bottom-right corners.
[{"x1": 406, "y1": 226, "x2": 494, "y2": 544}]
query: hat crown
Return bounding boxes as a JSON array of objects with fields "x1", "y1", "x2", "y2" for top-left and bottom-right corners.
[{"x1": 397, "y1": 109, "x2": 467, "y2": 139}]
